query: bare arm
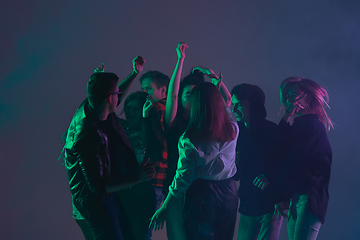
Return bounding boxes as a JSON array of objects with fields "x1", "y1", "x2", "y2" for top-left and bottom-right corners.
[
  {"x1": 164, "y1": 42, "x2": 188, "y2": 127},
  {"x1": 118, "y1": 56, "x2": 145, "y2": 102}
]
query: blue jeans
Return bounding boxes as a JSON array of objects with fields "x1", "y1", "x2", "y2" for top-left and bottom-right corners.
[
  {"x1": 145, "y1": 186, "x2": 165, "y2": 240},
  {"x1": 237, "y1": 212, "x2": 283, "y2": 240},
  {"x1": 287, "y1": 193, "x2": 321, "y2": 240}
]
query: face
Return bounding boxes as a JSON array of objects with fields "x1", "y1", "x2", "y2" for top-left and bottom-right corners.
[
  {"x1": 141, "y1": 78, "x2": 164, "y2": 101},
  {"x1": 109, "y1": 86, "x2": 120, "y2": 113},
  {"x1": 125, "y1": 99, "x2": 143, "y2": 130},
  {"x1": 284, "y1": 85, "x2": 309, "y2": 114},
  {"x1": 231, "y1": 95, "x2": 251, "y2": 124},
  {"x1": 181, "y1": 85, "x2": 196, "y2": 111}
]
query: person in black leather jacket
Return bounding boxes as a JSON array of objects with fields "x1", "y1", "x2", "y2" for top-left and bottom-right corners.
[{"x1": 62, "y1": 57, "x2": 155, "y2": 240}]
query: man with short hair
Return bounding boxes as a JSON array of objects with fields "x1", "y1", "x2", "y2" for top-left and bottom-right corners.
[
  {"x1": 62, "y1": 57, "x2": 155, "y2": 240},
  {"x1": 140, "y1": 70, "x2": 170, "y2": 101},
  {"x1": 139, "y1": 70, "x2": 170, "y2": 240}
]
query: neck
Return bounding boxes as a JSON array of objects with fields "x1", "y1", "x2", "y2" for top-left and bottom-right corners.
[{"x1": 93, "y1": 106, "x2": 109, "y2": 121}]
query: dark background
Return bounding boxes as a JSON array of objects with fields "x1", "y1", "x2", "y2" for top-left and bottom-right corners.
[{"x1": 1, "y1": 1, "x2": 359, "y2": 239}]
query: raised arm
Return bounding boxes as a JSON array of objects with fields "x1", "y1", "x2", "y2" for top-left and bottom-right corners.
[
  {"x1": 118, "y1": 56, "x2": 145, "y2": 102},
  {"x1": 164, "y1": 42, "x2": 188, "y2": 127},
  {"x1": 192, "y1": 66, "x2": 232, "y2": 108}
]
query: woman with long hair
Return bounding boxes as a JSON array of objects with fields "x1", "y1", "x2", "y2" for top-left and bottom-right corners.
[
  {"x1": 162, "y1": 42, "x2": 231, "y2": 240},
  {"x1": 255, "y1": 77, "x2": 333, "y2": 240},
  {"x1": 150, "y1": 82, "x2": 239, "y2": 240}
]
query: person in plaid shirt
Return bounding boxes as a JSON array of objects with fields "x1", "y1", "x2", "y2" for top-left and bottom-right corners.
[{"x1": 140, "y1": 70, "x2": 170, "y2": 240}]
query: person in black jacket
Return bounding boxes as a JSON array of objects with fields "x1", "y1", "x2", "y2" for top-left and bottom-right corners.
[
  {"x1": 254, "y1": 77, "x2": 333, "y2": 240},
  {"x1": 61, "y1": 58, "x2": 155, "y2": 240},
  {"x1": 231, "y1": 84, "x2": 283, "y2": 240}
]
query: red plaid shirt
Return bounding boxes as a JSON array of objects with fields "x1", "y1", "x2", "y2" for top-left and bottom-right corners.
[{"x1": 144, "y1": 98, "x2": 168, "y2": 187}]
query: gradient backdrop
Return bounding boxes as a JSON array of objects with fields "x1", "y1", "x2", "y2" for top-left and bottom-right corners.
[{"x1": 1, "y1": 1, "x2": 359, "y2": 239}]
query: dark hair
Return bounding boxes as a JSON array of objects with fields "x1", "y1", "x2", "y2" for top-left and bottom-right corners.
[
  {"x1": 176, "y1": 70, "x2": 205, "y2": 119},
  {"x1": 231, "y1": 83, "x2": 267, "y2": 121},
  {"x1": 139, "y1": 71, "x2": 170, "y2": 89},
  {"x1": 123, "y1": 91, "x2": 149, "y2": 116},
  {"x1": 87, "y1": 72, "x2": 119, "y2": 108},
  {"x1": 185, "y1": 82, "x2": 236, "y2": 142}
]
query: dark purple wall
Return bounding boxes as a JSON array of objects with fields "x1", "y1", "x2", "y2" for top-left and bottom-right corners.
[{"x1": 1, "y1": 1, "x2": 359, "y2": 239}]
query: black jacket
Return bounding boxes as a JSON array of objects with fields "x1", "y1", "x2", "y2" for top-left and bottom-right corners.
[
  {"x1": 274, "y1": 114, "x2": 332, "y2": 223},
  {"x1": 64, "y1": 99, "x2": 138, "y2": 220}
]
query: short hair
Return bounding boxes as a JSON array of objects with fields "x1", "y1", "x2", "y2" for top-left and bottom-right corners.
[
  {"x1": 280, "y1": 77, "x2": 334, "y2": 130},
  {"x1": 231, "y1": 83, "x2": 267, "y2": 121},
  {"x1": 139, "y1": 71, "x2": 170, "y2": 89},
  {"x1": 87, "y1": 72, "x2": 119, "y2": 108},
  {"x1": 185, "y1": 82, "x2": 236, "y2": 142}
]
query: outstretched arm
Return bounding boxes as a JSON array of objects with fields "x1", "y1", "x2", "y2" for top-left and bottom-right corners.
[
  {"x1": 164, "y1": 42, "x2": 188, "y2": 127},
  {"x1": 118, "y1": 56, "x2": 145, "y2": 102}
]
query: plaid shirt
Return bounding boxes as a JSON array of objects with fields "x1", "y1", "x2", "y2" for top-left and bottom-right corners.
[{"x1": 144, "y1": 98, "x2": 168, "y2": 187}]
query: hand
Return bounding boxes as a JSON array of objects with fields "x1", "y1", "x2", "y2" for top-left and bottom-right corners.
[
  {"x1": 176, "y1": 42, "x2": 188, "y2": 59},
  {"x1": 138, "y1": 158, "x2": 156, "y2": 183},
  {"x1": 142, "y1": 95, "x2": 153, "y2": 118},
  {"x1": 193, "y1": 66, "x2": 221, "y2": 83},
  {"x1": 149, "y1": 205, "x2": 168, "y2": 231},
  {"x1": 274, "y1": 201, "x2": 288, "y2": 219},
  {"x1": 285, "y1": 92, "x2": 307, "y2": 115},
  {"x1": 133, "y1": 56, "x2": 145, "y2": 74},
  {"x1": 253, "y1": 174, "x2": 269, "y2": 190},
  {"x1": 94, "y1": 63, "x2": 105, "y2": 72}
]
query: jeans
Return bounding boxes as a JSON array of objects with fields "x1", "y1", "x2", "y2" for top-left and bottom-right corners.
[
  {"x1": 145, "y1": 186, "x2": 165, "y2": 240},
  {"x1": 237, "y1": 212, "x2": 283, "y2": 240},
  {"x1": 80, "y1": 193, "x2": 124, "y2": 240},
  {"x1": 287, "y1": 193, "x2": 321, "y2": 240}
]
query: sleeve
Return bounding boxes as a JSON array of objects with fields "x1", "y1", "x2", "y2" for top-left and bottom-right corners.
[
  {"x1": 169, "y1": 135, "x2": 196, "y2": 198},
  {"x1": 73, "y1": 130, "x2": 107, "y2": 194}
]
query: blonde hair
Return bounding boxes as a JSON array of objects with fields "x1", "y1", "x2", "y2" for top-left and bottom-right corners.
[{"x1": 280, "y1": 77, "x2": 334, "y2": 131}]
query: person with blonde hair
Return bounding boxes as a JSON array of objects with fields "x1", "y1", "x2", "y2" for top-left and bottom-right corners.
[{"x1": 254, "y1": 77, "x2": 333, "y2": 240}]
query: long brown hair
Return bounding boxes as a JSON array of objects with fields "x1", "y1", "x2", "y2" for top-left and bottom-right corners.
[{"x1": 185, "y1": 82, "x2": 236, "y2": 142}]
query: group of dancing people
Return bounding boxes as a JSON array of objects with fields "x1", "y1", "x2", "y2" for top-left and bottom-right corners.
[{"x1": 61, "y1": 42, "x2": 333, "y2": 240}]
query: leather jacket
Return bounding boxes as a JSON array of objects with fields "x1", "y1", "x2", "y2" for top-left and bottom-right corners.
[{"x1": 64, "y1": 99, "x2": 138, "y2": 219}]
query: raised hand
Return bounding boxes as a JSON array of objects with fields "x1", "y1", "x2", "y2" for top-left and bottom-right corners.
[
  {"x1": 94, "y1": 63, "x2": 105, "y2": 72},
  {"x1": 176, "y1": 42, "x2": 188, "y2": 60},
  {"x1": 142, "y1": 95, "x2": 154, "y2": 118},
  {"x1": 133, "y1": 56, "x2": 145, "y2": 74}
]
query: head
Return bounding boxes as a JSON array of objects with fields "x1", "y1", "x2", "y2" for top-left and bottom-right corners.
[
  {"x1": 178, "y1": 70, "x2": 205, "y2": 116},
  {"x1": 230, "y1": 84, "x2": 267, "y2": 125},
  {"x1": 186, "y1": 82, "x2": 236, "y2": 142},
  {"x1": 124, "y1": 91, "x2": 148, "y2": 130},
  {"x1": 140, "y1": 71, "x2": 170, "y2": 101},
  {"x1": 87, "y1": 72, "x2": 120, "y2": 112},
  {"x1": 280, "y1": 77, "x2": 333, "y2": 130}
]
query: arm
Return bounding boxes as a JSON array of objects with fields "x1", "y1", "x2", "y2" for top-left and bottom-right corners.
[
  {"x1": 118, "y1": 56, "x2": 145, "y2": 102},
  {"x1": 149, "y1": 191, "x2": 178, "y2": 230},
  {"x1": 106, "y1": 159, "x2": 156, "y2": 192},
  {"x1": 164, "y1": 42, "x2": 188, "y2": 127},
  {"x1": 192, "y1": 66, "x2": 232, "y2": 107}
]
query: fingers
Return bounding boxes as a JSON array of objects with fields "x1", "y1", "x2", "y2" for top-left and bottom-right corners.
[{"x1": 140, "y1": 158, "x2": 150, "y2": 167}]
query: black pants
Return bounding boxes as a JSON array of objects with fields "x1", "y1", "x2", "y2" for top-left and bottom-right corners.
[
  {"x1": 75, "y1": 193, "x2": 124, "y2": 240},
  {"x1": 183, "y1": 178, "x2": 238, "y2": 240}
]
